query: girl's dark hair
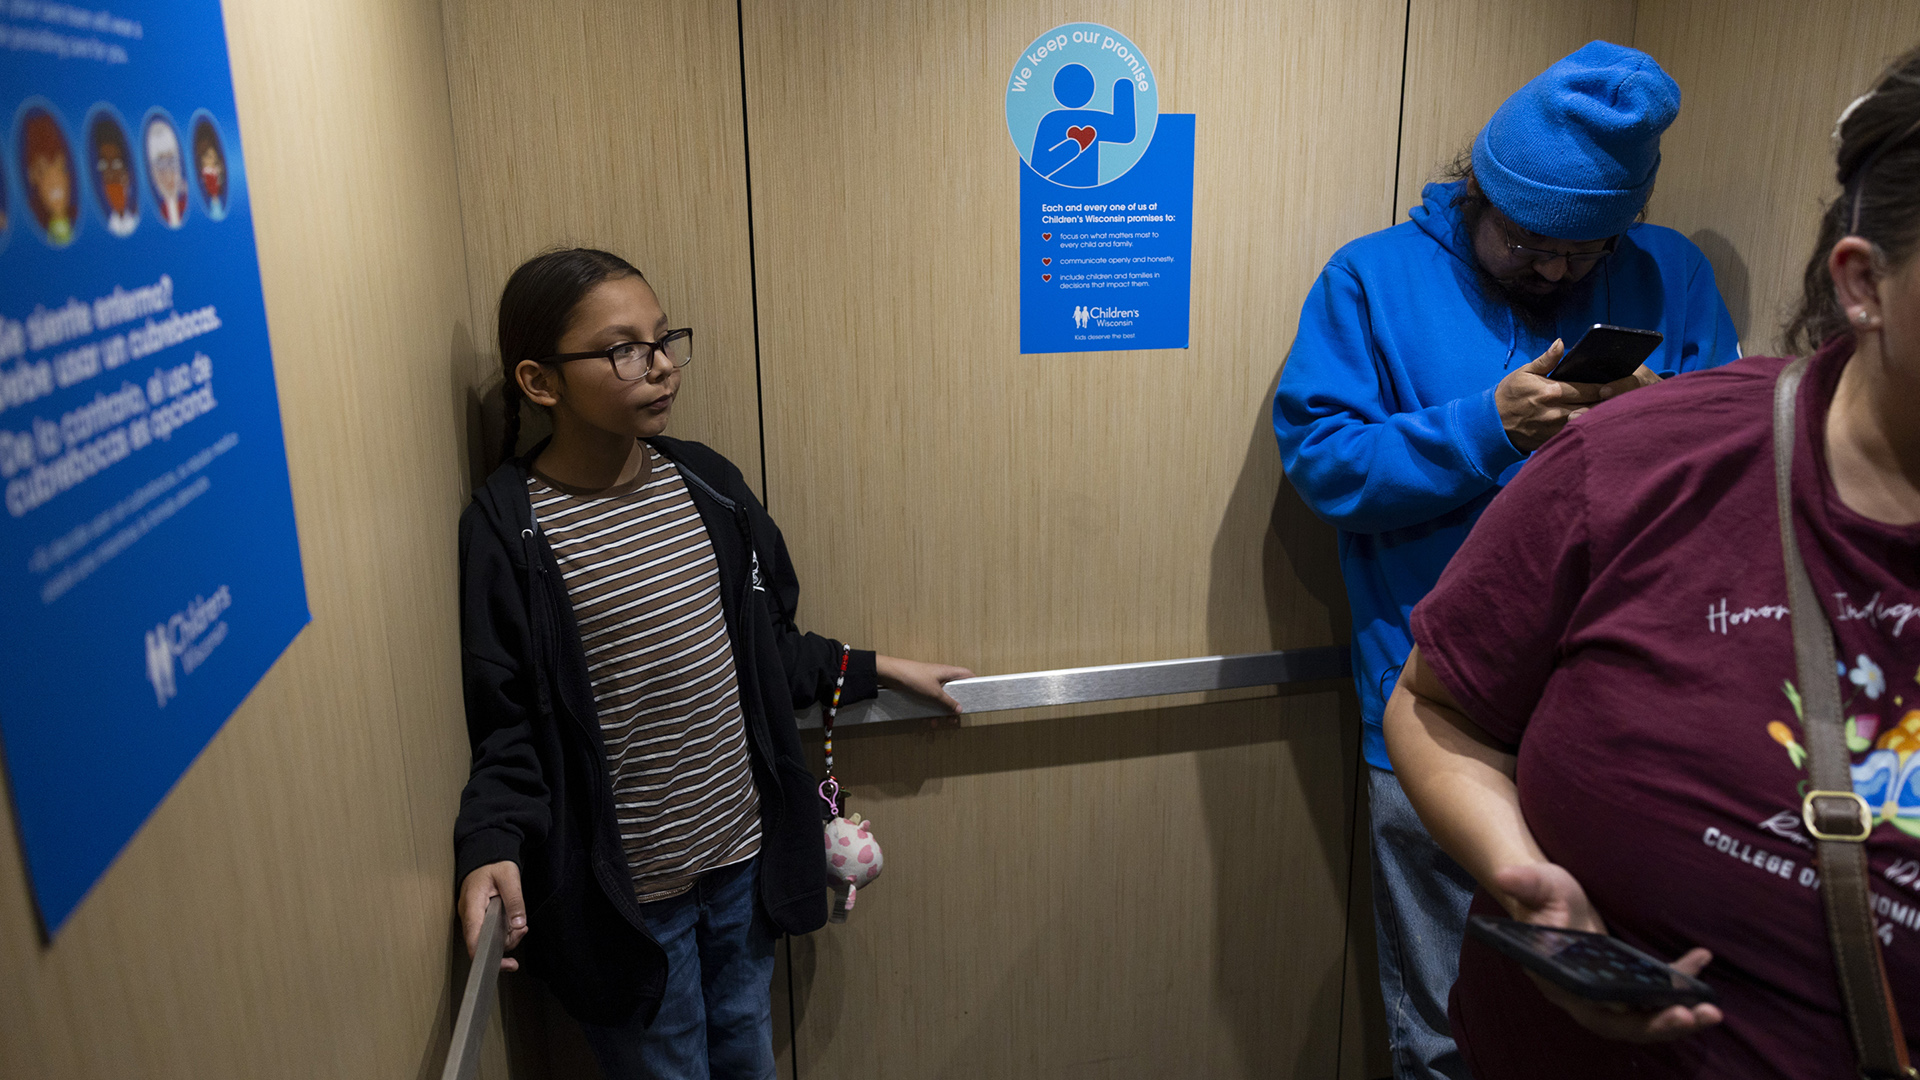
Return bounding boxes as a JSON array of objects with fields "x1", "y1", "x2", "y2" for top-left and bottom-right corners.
[
  {"x1": 1786, "y1": 46, "x2": 1920, "y2": 354},
  {"x1": 495, "y1": 247, "x2": 645, "y2": 463}
]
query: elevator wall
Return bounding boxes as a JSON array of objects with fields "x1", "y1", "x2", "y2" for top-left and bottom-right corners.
[
  {"x1": 1637, "y1": 1, "x2": 1920, "y2": 353},
  {"x1": 0, "y1": 0, "x2": 485, "y2": 1076},
  {"x1": 740, "y1": 1, "x2": 1396, "y2": 1074},
  {"x1": 6, "y1": 3, "x2": 1920, "y2": 1079}
]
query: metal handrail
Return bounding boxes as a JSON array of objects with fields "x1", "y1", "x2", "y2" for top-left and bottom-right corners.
[
  {"x1": 442, "y1": 896, "x2": 506, "y2": 1080},
  {"x1": 436, "y1": 646, "x2": 1350, "y2": 1076},
  {"x1": 795, "y1": 645, "x2": 1349, "y2": 728}
]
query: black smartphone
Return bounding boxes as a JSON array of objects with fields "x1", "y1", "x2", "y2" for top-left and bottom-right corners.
[
  {"x1": 1549, "y1": 324, "x2": 1664, "y2": 383},
  {"x1": 1466, "y1": 915, "x2": 1718, "y2": 1009}
]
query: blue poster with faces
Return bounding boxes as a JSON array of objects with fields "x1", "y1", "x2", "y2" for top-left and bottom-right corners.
[
  {"x1": 0, "y1": 0, "x2": 309, "y2": 934},
  {"x1": 1007, "y1": 23, "x2": 1195, "y2": 353}
]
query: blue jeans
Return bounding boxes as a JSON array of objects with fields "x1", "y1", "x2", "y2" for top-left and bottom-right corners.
[
  {"x1": 580, "y1": 856, "x2": 777, "y2": 1080},
  {"x1": 1369, "y1": 766, "x2": 1476, "y2": 1080}
]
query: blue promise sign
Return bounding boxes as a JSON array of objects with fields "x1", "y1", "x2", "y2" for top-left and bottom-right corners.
[
  {"x1": 0, "y1": 0, "x2": 309, "y2": 933},
  {"x1": 1006, "y1": 23, "x2": 1194, "y2": 353}
]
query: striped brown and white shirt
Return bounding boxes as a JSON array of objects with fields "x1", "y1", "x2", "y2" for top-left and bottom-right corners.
[{"x1": 529, "y1": 445, "x2": 760, "y2": 903}]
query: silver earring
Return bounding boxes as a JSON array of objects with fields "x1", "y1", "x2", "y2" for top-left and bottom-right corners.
[{"x1": 1854, "y1": 309, "x2": 1874, "y2": 325}]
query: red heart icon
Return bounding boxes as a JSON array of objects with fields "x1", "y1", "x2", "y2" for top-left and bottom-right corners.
[
  {"x1": 1067, "y1": 125, "x2": 1096, "y2": 150},
  {"x1": 1042, "y1": 273, "x2": 1052, "y2": 282},
  {"x1": 1042, "y1": 257, "x2": 1051, "y2": 265},
  {"x1": 1041, "y1": 232, "x2": 1051, "y2": 241}
]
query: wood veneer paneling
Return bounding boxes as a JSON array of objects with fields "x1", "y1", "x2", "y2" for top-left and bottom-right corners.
[
  {"x1": 741, "y1": 1, "x2": 1400, "y2": 1074},
  {"x1": 438, "y1": 0, "x2": 763, "y2": 489},
  {"x1": 791, "y1": 691, "x2": 1360, "y2": 1077},
  {"x1": 1636, "y1": 0, "x2": 1920, "y2": 353},
  {"x1": 742, "y1": 0, "x2": 1389, "y2": 692},
  {"x1": 0, "y1": 0, "x2": 483, "y2": 1076}
]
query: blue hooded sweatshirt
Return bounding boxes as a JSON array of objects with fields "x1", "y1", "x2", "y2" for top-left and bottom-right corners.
[{"x1": 1273, "y1": 181, "x2": 1739, "y2": 770}]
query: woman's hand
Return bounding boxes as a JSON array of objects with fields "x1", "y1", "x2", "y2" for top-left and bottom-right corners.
[
  {"x1": 1492, "y1": 862, "x2": 1723, "y2": 1044},
  {"x1": 1386, "y1": 651, "x2": 1720, "y2": 1045},
  {"x1": 458, "y1": 860, "x2": 528, "y2": 972},
  {"x1": 1490, "y1": 861, "x2": 1607, "y2": 934},
  {"x1": 875, "y1": 655, "x2": 975, "y2": 713}
]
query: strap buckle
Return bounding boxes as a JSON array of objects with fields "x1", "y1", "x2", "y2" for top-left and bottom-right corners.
[{"x1": 1804, "y1": 790, "x2": 1873, "y2": 843}]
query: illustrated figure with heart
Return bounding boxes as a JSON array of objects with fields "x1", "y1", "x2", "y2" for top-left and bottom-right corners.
[{"x1": 1030, "y1": 63, "x2": 1136, "y2": 186}]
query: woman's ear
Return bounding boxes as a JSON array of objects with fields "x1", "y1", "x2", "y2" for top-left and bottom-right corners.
[
  {"x1": 1829, "y1": 235, "x2": 1886, "y2": 329},
  {"x1": 516, "y1": 359, "x2": 562, "y2": 408}
]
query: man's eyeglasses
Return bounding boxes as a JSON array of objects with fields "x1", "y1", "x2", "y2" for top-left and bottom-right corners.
[
  {"x1": 1501, "y1": 233, "x2": 1618, "y2": 271},
  {"x1": 535, "y1": 328, "x2": 693, "y2": 381}
]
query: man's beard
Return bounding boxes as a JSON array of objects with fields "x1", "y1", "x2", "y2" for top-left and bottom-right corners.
[{"x1": 1474, "y1": 264, "x2": 1578, "y2": 335}]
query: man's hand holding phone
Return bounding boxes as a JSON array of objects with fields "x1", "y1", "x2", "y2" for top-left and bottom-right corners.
[
  {"x1": 1497, "y1": 327, "x2": 1665, "y2": 451},
  {"x1": 1497, "y1": 341, "x2": 1622, "y2": 451}
]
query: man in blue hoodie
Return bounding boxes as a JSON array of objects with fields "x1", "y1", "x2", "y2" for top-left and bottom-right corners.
[{"x1": 1272, "y1": 41, "x2": 1738, "y2": 1080}]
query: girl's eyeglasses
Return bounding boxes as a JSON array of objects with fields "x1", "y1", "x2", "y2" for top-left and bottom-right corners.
[{"x1": 536, "y1": 328, "x2": 693, "y2": 381}]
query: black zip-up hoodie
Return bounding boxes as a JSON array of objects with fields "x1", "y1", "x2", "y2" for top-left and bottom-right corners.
[{"x1": 453, "y1": 435, "x2": 877, "y2": 1027}]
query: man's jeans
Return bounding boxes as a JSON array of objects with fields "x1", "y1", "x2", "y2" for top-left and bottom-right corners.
[
  {"x1": 581, "y1": 856, "x2": 778, "y2": 1080},
  {"x1": 1369, "y1": 766, "x2": 1477, "y2": 1080}
]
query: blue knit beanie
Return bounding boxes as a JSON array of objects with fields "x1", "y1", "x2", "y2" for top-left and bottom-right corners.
[{"x1": 1473, "y1": 41, "x2": 1680, "y2": 241}]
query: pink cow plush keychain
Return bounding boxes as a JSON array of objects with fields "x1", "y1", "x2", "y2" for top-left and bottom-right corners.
[{"x1": 820, "y1": 646, "x2": 882, "y2": 923}]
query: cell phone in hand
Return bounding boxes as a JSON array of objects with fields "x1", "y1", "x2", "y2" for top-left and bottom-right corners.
[
  {"x1": 1549, "y1": 324, "x2": 1664, "y2": 384},
  {"x1": 1467, "y1": 915, "x2": 1718, "y2": 1009}
]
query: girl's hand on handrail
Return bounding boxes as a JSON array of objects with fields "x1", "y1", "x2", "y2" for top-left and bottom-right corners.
[
  {"x1": 458, "y1": 860, "x2": 527, "y2": 971},
  {"x1": 876, "y1": 655, "x2": 975, "y2": 714}
]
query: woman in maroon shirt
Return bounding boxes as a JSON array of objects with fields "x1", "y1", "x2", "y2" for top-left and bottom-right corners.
[{"x1": 1385, "y1": 48, "x2": 1920, "y2": 1079}]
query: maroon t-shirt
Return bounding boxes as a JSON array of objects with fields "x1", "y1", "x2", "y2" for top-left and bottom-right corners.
[{"x1": 1409, "y1": 338, "x2": 1920, "y2": 1079}]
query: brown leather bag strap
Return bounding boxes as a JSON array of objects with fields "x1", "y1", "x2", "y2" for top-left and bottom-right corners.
[{"x1": 1772, "y1": 357, "x2": 1915, "y2": 1078}]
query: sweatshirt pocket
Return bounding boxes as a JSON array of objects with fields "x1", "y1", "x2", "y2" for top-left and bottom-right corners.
[{"x1": 776, "y1": 755, "x2": 825, "y2": 821}]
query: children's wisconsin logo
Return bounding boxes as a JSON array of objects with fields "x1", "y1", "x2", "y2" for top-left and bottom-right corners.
[
  {"x1": 144, "y1": 585, "x2": 233, "y2": 707},
  {"x1": 1006, "y1": 23, "x2": 1159, "y2": 188}
]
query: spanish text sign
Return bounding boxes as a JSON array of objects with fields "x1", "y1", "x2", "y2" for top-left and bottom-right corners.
[
  {"x1": 1007, "y1": 24, "x2": 1194, "y2": 353},
  {"x1": 0, "y1": 0, "x2": 309, "y2": 933}
]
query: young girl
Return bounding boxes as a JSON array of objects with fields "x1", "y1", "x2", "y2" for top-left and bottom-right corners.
[{"x1": 454, "y1": 248, "x2": 970, "y2": 1078}]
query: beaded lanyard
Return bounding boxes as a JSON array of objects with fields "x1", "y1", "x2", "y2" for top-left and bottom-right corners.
[{"x1": 818, "y1": 644, "x2": 851, "y2": 818}]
